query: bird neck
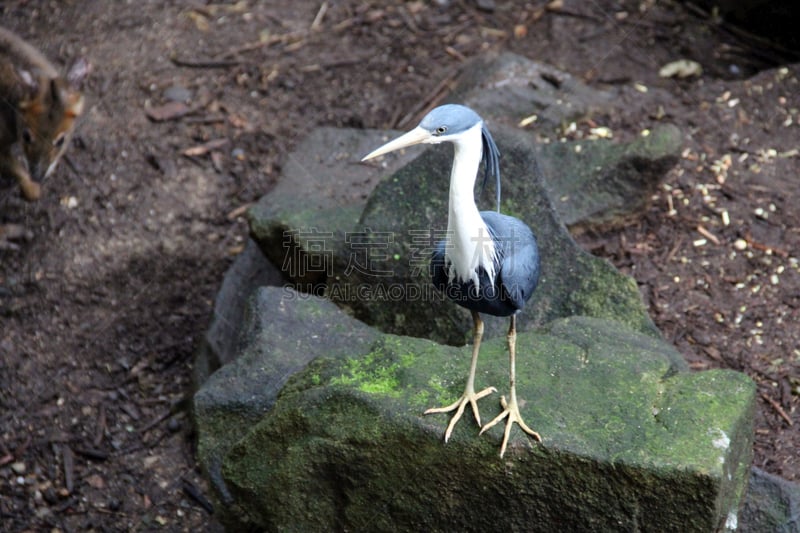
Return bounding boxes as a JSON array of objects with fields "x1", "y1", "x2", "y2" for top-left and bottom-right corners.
[{"x1": 445, "y1": 124, "x2": 496, "y2": 288}]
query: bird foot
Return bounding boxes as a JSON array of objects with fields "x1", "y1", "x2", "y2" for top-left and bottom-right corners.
[
  {"x1": 479, "y1": 394, "x2": 541, "y2": 457},
  {"x1": 424, "y1": 385, "x2": 497, "y2": 442}
]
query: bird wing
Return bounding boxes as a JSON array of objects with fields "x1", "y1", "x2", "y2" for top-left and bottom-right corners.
[
  {"x1": 498, "y1": 249, "x2": 539, "y2": 310},
  {"x1": 482, "y1": 212, "x2": 540, "y2": 311}
]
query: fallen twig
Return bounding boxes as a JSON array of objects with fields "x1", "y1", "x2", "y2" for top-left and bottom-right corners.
[
  {"x1": 93, "y1": 403, "x2": 106, "y2": 447},
  {"x1": 761, "y1": 392, "x2": 793, "y2": 426},
  {"x1": 138, "y1": 410, "x2": 173, "y2": 434},
  {"x1": 310, "y1": 1, "x2": 329, "y2": 31},
  {"x1": 696, "y1": 225, "x2": 720, "y2": 245},
  {"x1": 170, "y1": 56, "x2": 240, "y2": 69},
  {"x1": 183, "y1": 138, "x2": 230, "y2": 157},
  {"x1": 217, "y1": 31, "x2": 307, "y2": 59},
  {"x1": 226, "y1": 203, "x2": 252, "y2": 220},
  {"x1": 138, "y1": 397, "x2": 185, "y2": 435},
  {"x1": 182, "y1": 478, "x2": 215, "y2": 514},
  {"x1": 63, "y1": 445, "x2": 75, "y2": 493},
  {"x1": 300, "y1": 55, "x2": 373, "y2": 72},
  {"x1": 75, "y1": 447, "x2": 109, "y2": 461},
  {"x1": 744, "y1": 231, "x2": 789, "y2": 258},
  {"x1": 445, "y1": 46, "x2": 466, "y2": 62}
]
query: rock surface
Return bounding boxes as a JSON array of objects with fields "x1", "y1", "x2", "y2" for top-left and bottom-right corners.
[
  {"x1": 738, "y1": 467, "x2": 800, "y2": 532},
  {"x1": 452, "y1": 53, "x2": 614, "y2": 131},
  {"x1": 195, "y1": 242, "x2": 797, "y2": 533},
  {"x1": 193, "y1": 53, "x2": 769, "y2": 531},
  {"x1": 197, "y1": 286, "x2": 755, "y2": 532},
  {"x1": 194, "y1": 287, "x2": 380, "y2": 508},
  {"x1": 194, "y1": 239, "x2": 284, "y2": 385},
  {"x1": 248, "y1": 126, "x2": 424, "y2": 293}
]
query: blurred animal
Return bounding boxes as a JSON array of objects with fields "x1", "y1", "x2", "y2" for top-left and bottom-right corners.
[{"x1": 0, "y1": 26, "x2": 87, "y2": 201}]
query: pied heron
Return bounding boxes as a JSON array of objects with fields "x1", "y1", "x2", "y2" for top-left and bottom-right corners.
[{"x1": 362, "y1": 104, "x2": 541, "y2": 457}]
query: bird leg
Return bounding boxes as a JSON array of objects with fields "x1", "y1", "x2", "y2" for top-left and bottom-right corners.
[
  {"x1": 480, "y1": 315, "x2": 541, "y2": 457},
  {"x1": 424, "y1": 311, "x2": 497, "y2": 442}
]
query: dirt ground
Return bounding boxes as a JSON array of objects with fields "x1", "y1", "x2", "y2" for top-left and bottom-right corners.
[{"x1": 1, "y1": 1, "x2": 798, "y2": 531}]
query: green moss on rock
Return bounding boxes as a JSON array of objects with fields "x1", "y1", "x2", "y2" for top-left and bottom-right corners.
[{"x1": 213, "y1": 296, "x2": 755, "y2": 532}]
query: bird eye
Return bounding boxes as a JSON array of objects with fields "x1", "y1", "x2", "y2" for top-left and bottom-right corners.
[
  {"x1": 435, "y1": 126, "x2": 447, "y2": 136},
  {"x1": 22, "y1": 129, "x2": 34, "y2": 145},
  {"x1": 53, "y1": 133, "x2": 66, "y2": 149}
]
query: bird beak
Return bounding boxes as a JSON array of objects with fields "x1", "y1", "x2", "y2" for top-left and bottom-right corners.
[{"x1": 361, "y1": 126, "x2": 431, "y2": 161}]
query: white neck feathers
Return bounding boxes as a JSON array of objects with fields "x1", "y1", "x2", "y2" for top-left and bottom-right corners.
[{"x1": 445, "y1": 123, "x2": 497, "y2": 289}]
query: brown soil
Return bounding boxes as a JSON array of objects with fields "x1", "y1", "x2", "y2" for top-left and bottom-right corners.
[{"x1": 1, "y1": 1, "x2": 797, "y2": 530}]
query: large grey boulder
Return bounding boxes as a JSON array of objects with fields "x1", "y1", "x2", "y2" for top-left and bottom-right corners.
[
  {"x1": 452, "y1": 52, "x2": 614, "y2": 131},
  {"x1": 193, "y1": 53, "x2": 770, "y2": 531},
  {"x1": 194, "y1": 239, "x2": 284, "y2": 385},
  {"x1": 196, "y1": 286, "x2": 755, "y2": 532},
  {"x1": 739, "y1": 467, "x2": 800, "y2": 532},
  {"x1": 194, "y1": 287, "x2": 380, "y2": 509},
  {"x1": 248, "y1": 127, "x2": 424, "y2": 294}
]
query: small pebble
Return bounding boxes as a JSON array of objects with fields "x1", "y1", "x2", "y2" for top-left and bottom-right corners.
[
  {"x1": 61, "y1": 196, "x2": 79, "y2": 209},
  {"x1": 10, "y1": 462, "x2": 25, "y2": 475},
  {"x1": 163, "y1": 85, "x2": 192, "y2": 103},
  {"x1": 43, "y1": 487, "x2": 58, "y2": 504},
  {"x1": 733, "y1": 239, "x2": 747, "y2": 251},
  {"x1": 694, "y1": 332, "x2": 712, "y2": 345}
]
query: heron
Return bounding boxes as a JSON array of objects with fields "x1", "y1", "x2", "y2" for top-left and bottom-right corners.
[{"x1": 362, "y1": 104, "x2": 541, "y2": 457}]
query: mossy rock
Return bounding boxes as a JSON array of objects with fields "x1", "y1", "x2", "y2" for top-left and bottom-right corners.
[{"x1": 210, "y1": 288, "x2": 755, "y2": 532}]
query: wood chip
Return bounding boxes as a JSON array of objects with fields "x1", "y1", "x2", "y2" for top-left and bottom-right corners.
[
  {"x1": 310, "y1": 1, "x2": 328, "y2": 31},
  {"x1": 145, "y1": 101, "x2": 191, "y2": 122},
  {"x1": 183, "y1": 138, "x2": 229, "y2": 157},
  {"x1": 659, "y1": 59, "x2": 702, "y2": 78},
  {"x1": 226, "y1": 203, "x2": 252, "y2": 220},
  {"x1": 182, "y1": 478, "x2": 214, "y2": 514}
]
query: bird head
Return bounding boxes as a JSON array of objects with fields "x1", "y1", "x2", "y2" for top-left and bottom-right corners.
[{"x1": 362, "y1": 104, "x2": 501, "y2": 211}]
